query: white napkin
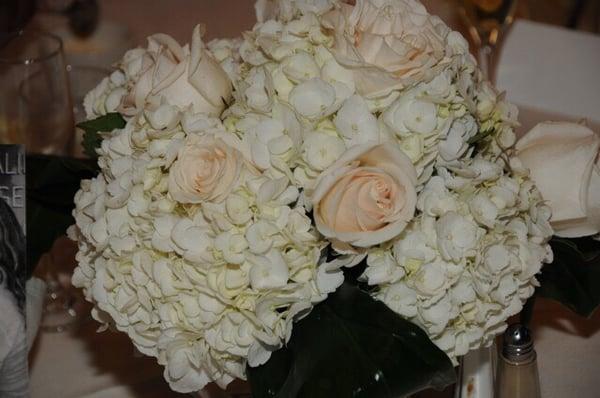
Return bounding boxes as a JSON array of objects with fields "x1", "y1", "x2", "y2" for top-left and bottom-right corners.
[{"x1": 496, "y1": 20, "x2": 600, "y2": 130}]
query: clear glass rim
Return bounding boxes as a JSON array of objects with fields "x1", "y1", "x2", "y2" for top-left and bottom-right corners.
[
  {"x1": 66, "y1": 63, "x2": 112, "y2": 75},
  {"x1": 0, "y1": 30, "x2": 63, "y2": 65}
]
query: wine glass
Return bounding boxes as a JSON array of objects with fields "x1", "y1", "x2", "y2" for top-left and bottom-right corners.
[
  {"x1": 67, "y1": 64, "x2": 111, "y2": 157},
  {"x1": 459, "y1": 0, "x2": 519, "y2": 82},
  {"x1": 0, "y1": 30, "x2": 80, "y2": 332},
  {"x1": 0, "y1": 30, "x2": 75, "y2": 154}
]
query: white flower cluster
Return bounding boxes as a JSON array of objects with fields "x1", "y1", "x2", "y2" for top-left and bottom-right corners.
[
  {"x1": 84, "y1": 25, "x2": 238, "y2": 120},
  {"x1": 366, "y1": 158, "x2": 553, "y2": 359},
  {"x1": 223, "y1": 6, "x2": 352, "y2": 187},
  {"x1": 83, "y1": 69, "x2": 127, "y2": 119},
  {"x1": 70, "y1": 104, "x2": 336, "y2": 392},
  {"x1": 223, "y1": 0, "x2": 551, "y2": 360},
  {"x1": 72, "y1": 0, "x2": 554, "y2": 393},
  {"x1": 222, "y1": 0, "x2": 517, "y2": 190}
]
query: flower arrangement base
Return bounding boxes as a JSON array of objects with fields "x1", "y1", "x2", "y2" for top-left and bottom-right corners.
[
  {"x1": 455, "y1": 344, "x2": 496, "y2": 398},
  {"x1": 195, "y1": 380, "x2": 251, "y2": 398},
  {"x1": 194, "y1": 383, "x2": 455, "y2": 398},
  {"x1": 65, "y1": 0, "x2": 582, "y2": 397}
]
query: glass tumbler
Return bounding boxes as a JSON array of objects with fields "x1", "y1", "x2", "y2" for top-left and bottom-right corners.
[
  {"x1": 67, "y1": 64, "x2": 110, "y2": 157},
  {"x1": 1, "y1": 30, "x2": 79, "y2": 332},
  {"x1": 0, "y1": 30, "x2": 74, "y2": 155}
]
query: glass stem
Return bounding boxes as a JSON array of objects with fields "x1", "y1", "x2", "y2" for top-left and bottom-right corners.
[{"x1": 478, "y1": 44, "x2": 495, "y2": 83}]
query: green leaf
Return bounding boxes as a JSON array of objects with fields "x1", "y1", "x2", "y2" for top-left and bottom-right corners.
[
  {"x1": 76, "y1": 112, "x2": 126, "y2": 132},
  {"x1": 247, "y1": 282, "x2": 456, "y2": 398},
  {"x1": 77, "y1": 113, "x2": 126, "y2": 158},
  {"x1": 536, "y1": 237, "x2": 600, "y2": 318},
  {"x1": 467, "y1": 128, "x2": 494, "y2": 145},
  {"x1": 26, "y1": 155, "x2": 98, "y2": 276}
]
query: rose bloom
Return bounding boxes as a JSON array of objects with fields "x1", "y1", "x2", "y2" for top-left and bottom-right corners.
[
  {"x1": 322, "y1": 0, "x2": 448, "y2": 98},
  {"x1": 119, "y1": 25, "x2": 232, "y2": 116},
  {"x1": 516, "y1": 122, "x2": 600, "y2": 238},
  {"x1": 169, "y1": 134, "x2": 244, "y2": 204},
  {"x1": 311, "y1": 144, "x2": 418, "y2": 247}
]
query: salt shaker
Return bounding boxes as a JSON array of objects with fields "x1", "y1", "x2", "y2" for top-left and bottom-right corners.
[{"x1": 495, "y1": 323, "x2": 541, "y2": 398}]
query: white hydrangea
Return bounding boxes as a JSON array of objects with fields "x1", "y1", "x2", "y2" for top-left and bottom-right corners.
[
  {"x1": 73, "y1": 0, "x2": 555, "y2": 392},
  {"x1": 223, "y1": 0, "x2": 509, "y2": 196},
  {"x1": 71, "y1": 107, "x2": 335, "y2": 393},
  {"x1": 83, "y1": 70, "x2": 127, "y2": 119},
  {"x1": 217, "y1": 0, "x2": 551, "y2": 364},
  {"x1": 364, "y1": 157, "x2": 553, "y2": 360},
  {"x1": 207, "y1": 37, "x2": 244, "y2": 82},
  {"x1": 222, "y1": 7, "x2": 353, "y2": 188}
]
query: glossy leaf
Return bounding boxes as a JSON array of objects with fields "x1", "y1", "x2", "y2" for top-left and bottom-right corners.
[
  {"x1": 247, "y1": 282, "x2": 456, "y2": 398},
  {"x1": 467, "y1": 128, "x2": 493, "y2": 145},
  {"x1": 536, "y1": 237, "x2": 600, "y2": 318},
  {"x1": 77, "y1": 112, "x2": 126, "y2": 158},
  {"x1": 26, "y1": 155, "x2": 98, "y2": 276}
]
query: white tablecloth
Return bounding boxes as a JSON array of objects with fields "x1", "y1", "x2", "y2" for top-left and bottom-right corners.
[
  {"x1": 29, "y1": 298, "x2": 600, "y2": 398},
  {"x1": 29, "y1": 316, "x2": 184, "y2": 398},
  {"x1": 532, "y1": 300, "x2": 600, "y2": 398}
]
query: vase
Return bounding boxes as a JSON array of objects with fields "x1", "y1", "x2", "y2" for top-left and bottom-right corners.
[
  {"x1": 194, "y1": 380, "x2": 457, "y2": 398},
  {"x1": 454, "y1": 343, "x2": 496, "y2": 398},
  {"x1": 194, "y1": 380, "x2": 252, "y2": 398}
]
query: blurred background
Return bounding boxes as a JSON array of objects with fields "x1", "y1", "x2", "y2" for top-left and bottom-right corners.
[
  {"x1": 1, "y1": 1, "x2": 599, "y2": 397},
  {"x1": 2, "y1": 0, "x2": 599, "y2": 145},
  {"x1": 4, "y1": 0, "x2": 599, "y2": 66}
]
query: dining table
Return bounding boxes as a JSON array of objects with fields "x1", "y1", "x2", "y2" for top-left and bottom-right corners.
[
  {"x1": 28, "y1": 1, "x2": 600, "y2": 397},
  {"x1": 28, "y1": 296, "x2": 600, "y2": 398}
]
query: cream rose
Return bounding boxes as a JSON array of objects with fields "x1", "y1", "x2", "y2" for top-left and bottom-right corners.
[
  {"x1": 168, "y1": 134, "x2": 243, "y2": 204},
  {"x1": 311, "y1": 144, "x2": 418, "y2": 247},
  {"x1": 322, "y1": 0, "x2": 448, "y2": 98},
  {"x1": 119, "y1": 25, "x2": 232, "y2": 116},
  {"x1": 516, "y1": 122, "x2": 600, "y2": 238}
]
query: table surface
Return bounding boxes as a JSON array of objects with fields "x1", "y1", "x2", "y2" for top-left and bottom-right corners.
[
  {"x1": 29, "y1": 297, "x2": 600, "y2": 398},
  {"x1": 28, "y1": 1, "x2": 600, "y2": 397}
]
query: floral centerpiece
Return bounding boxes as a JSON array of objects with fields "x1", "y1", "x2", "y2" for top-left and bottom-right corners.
[{"x1": 63, "y1": 0, "x2": 600, "y2": 396}]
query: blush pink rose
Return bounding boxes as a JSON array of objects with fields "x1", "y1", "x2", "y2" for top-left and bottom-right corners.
[
  {"x1": 322, "y1": 0, "x2": 449, "y2": 98},
  {"x1": 168, "y1": 134, "x2": 243, "y2": 204},
  {"x1": 311, "y1": 144, "x2": 418, "y2": 247}
]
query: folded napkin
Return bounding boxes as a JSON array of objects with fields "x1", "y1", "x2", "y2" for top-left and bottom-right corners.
[{"x1": 496, "y1": 20, "x2": 600, "y2": 131}]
